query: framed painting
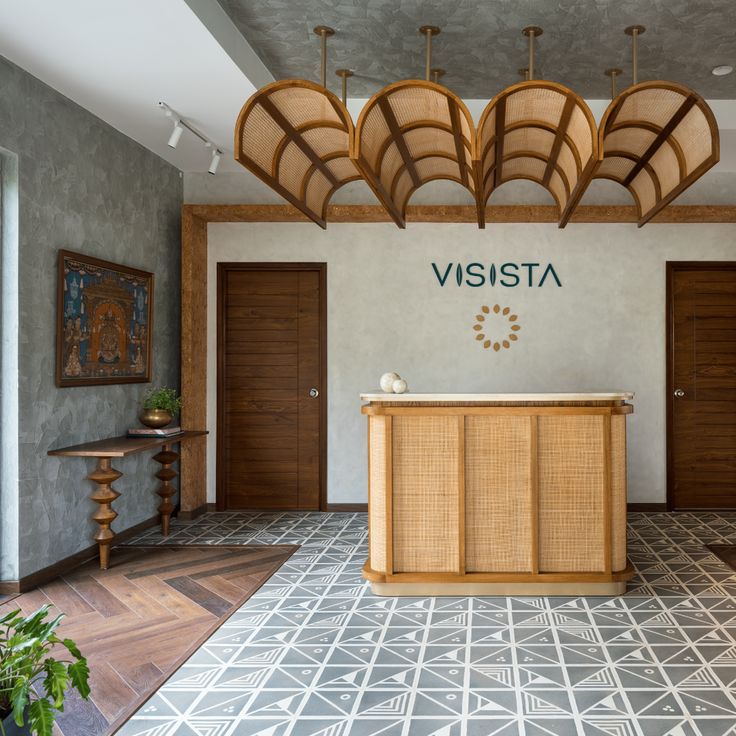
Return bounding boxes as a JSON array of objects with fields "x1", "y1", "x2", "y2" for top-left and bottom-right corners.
[{"x1": 56, "y1": 250, "x2": 154, "y2": 387}]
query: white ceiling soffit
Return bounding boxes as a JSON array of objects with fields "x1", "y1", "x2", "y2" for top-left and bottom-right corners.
[
  {"x1": 0, "y1": 0, "x2": 735, "y2": 173},
  {"x1": 0, "y1": 0, "x2": 272, "y2": 173}
]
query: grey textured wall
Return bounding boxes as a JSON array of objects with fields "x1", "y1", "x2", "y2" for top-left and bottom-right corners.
[{"x1": 0, "y1": 56, "x2": 182, "y2": 579}]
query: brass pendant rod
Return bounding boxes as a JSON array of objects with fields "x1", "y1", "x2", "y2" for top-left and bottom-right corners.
[
  {"x1": 518, "y1": 67, "x2": 530, "y2": 81},
  {"x1": 420, "y1": 25, "x2": 441, "y2": 81},
  {"x1": 336, "y1": 68, "x2": 353, "y2": 105},
  {"x1": 431, "y1": 67, "x2": 446, "y2": 84},
  {"x1": 522, "y1": 26, "x2": 543, "y2": 80},
  {"x1": 313, "y1": 26, "x2": 335, "y2": 88},
  {"x1": 605, "y1": 68, "x2": 622, "y2": 98},
  {"x1": 625, "y1": 25, "x2": 646, "y2": 85}
]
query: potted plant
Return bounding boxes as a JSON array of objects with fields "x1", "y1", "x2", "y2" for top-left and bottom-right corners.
[
  {"x1": 139, "y1": 387, "x2": 182, "y2": 429},
  {"x1": 0, "y1": 605, "x2": 90, "y2": 736}
]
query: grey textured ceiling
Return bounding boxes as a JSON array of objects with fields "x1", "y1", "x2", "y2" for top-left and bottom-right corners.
[{"x1": 217, "y1": 0, "x2": 736, "y2": 99}]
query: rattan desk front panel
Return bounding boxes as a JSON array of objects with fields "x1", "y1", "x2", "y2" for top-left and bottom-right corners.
[{"x1": 361, "y1": 395, "x2": 634, "y2": 596}]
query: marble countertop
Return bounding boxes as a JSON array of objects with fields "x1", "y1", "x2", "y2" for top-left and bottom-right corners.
[{"x1": 360, "y1": 392, "x2": 634, "y2": 403}]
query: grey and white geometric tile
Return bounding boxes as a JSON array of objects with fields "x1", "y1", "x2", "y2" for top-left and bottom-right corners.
[{"x1": 118, "y1": 511, "x2": 736, "y2": 736}]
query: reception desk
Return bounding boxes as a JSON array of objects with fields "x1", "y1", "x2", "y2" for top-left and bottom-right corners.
[{"x1": 361, "y1": 393, "x2": 635, "y2": 596}]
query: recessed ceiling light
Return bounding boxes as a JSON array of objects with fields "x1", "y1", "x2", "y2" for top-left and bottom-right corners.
[{"x1": 712, "y1": 65, "x2": 733, "y2": 76}]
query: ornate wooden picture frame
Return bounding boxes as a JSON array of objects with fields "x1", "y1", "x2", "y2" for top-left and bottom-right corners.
[{"x1": 56, "y1": 250, "x2": 154, "y2": 387}]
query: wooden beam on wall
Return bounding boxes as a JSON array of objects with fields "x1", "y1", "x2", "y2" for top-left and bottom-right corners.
[
  {"x1": 185, "y1": 203, "x2": 736, "y2": 224},
  {"x1": 180, "y1": 207, "x2": 208, "y2": 514}
]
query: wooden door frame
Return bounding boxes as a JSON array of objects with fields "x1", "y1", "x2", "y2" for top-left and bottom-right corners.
[
  {"x1": 216, "y1": 262, "x2": 328, "y2": 512},
  {"x1": 179, "y1": 204, "x2": 736, "y2": 519},
  {"x1": 666, "y1": 260, "x2": 736, "y2": 511}
]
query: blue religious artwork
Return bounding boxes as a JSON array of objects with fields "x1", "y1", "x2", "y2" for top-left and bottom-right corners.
[{"x1": 57, "y1": 250, "x2": 154, "y2": 386}]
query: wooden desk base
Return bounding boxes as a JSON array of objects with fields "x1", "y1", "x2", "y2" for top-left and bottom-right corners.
[
  {"x1": 369, "y1": 581, "x2": 628, "y2": 596},
  {"x1": 363, "y1": 561, "x2": 635, "y2": 597}
]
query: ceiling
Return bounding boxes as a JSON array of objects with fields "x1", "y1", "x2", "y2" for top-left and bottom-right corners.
[{"x1": 216, "y1": 0, "x2": 736, "y2": 99}]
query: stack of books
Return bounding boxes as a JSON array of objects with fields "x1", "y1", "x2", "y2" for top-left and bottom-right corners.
[{"x1": 127, "y1": 426, "x2": 185, "y2": 439}]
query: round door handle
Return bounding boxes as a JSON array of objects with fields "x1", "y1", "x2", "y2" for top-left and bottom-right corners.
[
  {"x1": 309, "y1": 388, "x2": 319, "y2": 398},
  {"x1": 674, "y1": 388, "x2": 685, "y2": 398}
]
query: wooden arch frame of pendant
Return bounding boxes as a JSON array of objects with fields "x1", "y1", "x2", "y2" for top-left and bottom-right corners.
[
  {"x1": 474, "y1": 80, "x2": 599, "y2": 229},
  {"x1": 351, "y1": 79, "x2": 479, "y2": 228},
  {"x1": 234, "y1": 79, "x2": 361, "y2": 229},
  {"x1": 585, "y1": 81, "x2": 720, "y2": 227}
]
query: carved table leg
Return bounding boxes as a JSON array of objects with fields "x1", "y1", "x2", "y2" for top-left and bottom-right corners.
[
  {"x1": 153, "y1": 443, "x2": 179, "y2": 537},
  {"x1": 88, "y1": 457, "x2": 122, "y2": 570}
]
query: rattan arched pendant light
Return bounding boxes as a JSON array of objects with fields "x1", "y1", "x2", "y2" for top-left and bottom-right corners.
[
  {"x1": 351, "y1": 27, "x2": 479, "y2": 228},
  {"x1": 588, "y1": 27, "x2": 720, "y2": 226},
  {"x1": 233, "y1": 27, "x2": 361, "y2": 229},
  {"x1": 474, "y1": 27, "x2": 599, "y2": 228},
  {"x1": 234, "y1": 21, "x2": 720, "y2": 229}
]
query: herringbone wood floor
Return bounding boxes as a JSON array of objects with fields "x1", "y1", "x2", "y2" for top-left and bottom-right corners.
[{"x1": 0, "y1": 544, "x2": 296, "y2": 735}]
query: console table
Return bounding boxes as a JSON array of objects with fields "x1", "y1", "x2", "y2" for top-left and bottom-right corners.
[{"x1": 49, "y1": 431, "x2": 207, "y2": 569}]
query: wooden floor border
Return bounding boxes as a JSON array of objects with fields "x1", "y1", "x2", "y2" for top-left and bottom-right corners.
[{"x1": 180, "y1": 203, "x2": 736, "y2": 514}]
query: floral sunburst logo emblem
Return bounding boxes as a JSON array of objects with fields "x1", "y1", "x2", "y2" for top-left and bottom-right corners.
[{"x1": 473, "y1": 304, "x2": 521, "y2": 351}]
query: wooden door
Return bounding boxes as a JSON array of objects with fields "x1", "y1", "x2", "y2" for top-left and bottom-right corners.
[
  {"x1": 668, "y1": 262, "x2": 736, "y2": 509},
  {"x1": 217, "y1": 263, "x2": 325, "y2": 510}
]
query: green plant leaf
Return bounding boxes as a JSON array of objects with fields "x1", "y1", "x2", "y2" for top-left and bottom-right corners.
[
  {"x1": 28, "y1": 698, "x2": 54, "y2": 736},
  {"x1": 9, "y1": 676, "x2": 29, "y2": 727},
  {"x1": 43, "y1": 659, "x2": 68, "y2": 709},
  {"x1": 60, "y1": 638, "x2": 82, "y2": 661},
  {"x1": 67, "y1": 659, "x2": 91, "y2": 700},
  {"x1": 142, "y1": 386, "x2": 182, "y2": 414},
  {"x1": 0, "y1": 608, "x2": 23, "y2": 626}
]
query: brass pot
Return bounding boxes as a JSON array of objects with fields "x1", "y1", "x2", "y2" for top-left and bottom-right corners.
[{"x1": 139, "y1": 408, "x2": 173, "y2": 429}]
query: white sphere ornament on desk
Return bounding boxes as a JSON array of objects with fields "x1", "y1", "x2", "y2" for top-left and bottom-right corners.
[
  {"x1": 380, "y1": 372, "x2": 400, "y2": 392},
  {"x1": 392, "y1": 378, "x2": 408, "y2": 394}
]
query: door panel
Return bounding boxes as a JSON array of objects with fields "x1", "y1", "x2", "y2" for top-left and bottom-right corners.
[
  {"x1": 218, "y1": 265, "x2": 324, "y2": 510},
  {"x1": 669, "y1": 264, "x2": 736, "y2": 509}
]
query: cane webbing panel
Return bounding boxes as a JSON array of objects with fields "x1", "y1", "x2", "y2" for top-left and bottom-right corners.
[
  {"x1": 392, "y1": 416, "x2": 459, "y2": 573},
  {"x1": 353, "y1": 80, "x2": 476, "y2": 227},
  {"x1": 611, "y1": 415, "x2": 627, "y2": 571},
  {"x1": 596, "y1": 155, "x2": 636, "y2": 180},
  {"x1": 538, "y1": 416, "x2": 605, "y2": 572},
  {"x1": 476, "y1": 81, "x2": 597, "y2": 226},
  {"x1": 504, "y1": 127, "x2": 555, "y2": 157},
  {"x1": 465, "y1": 416, "x2": 533, "y2": 572},
  {"x1": 235, "y1": 80, "x2": 359, "y2": 228},
  {"x1": 648, "y1": 143, "x2": 680, "y2": 196},
  {"x1": 325, "y1": 156, "x2": 359, "y2": 181},
  {"x1": 568, "y1": 106, "x2": 594, "y2": 164},
  {"x1": 305, "y1": 171, "x2": 332, "y2": 215},
  {"x1": 415, "y1": 156, "x2": 461, "y2": 182},
  {"x1": 269, "y1": 87, "x2": 343, "y2": 126},
  {"x1": 629, "y1": 169, "x2": 657, "y2": 215},
  {"x1": 595, "y1": 82, "x2": 719, "y2": 225},
  {"x1": 279, "y1": 142, "x2": 312, "y2": 192},
  {"x1": 301, "y1": 127, "x2": 350, "y2": 158},
  {"x1": 368, "y1": 416, "x2": 388, "y2": 574},
  {"x1": 605, "y1": 127, "x2": 656, "y2": 157},
  {"x1": 380, "y1": 142, "x2": 403, "y2": 192},
  {"x1": 678, "y1": 106, "x2": 714, "y2": 173},
  {"x1": 394, "y1": 170, "x2": 413, "y2": 214}
]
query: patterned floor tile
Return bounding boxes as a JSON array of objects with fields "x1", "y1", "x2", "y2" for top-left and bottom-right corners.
[{"x1": 116, "y1": 511, "x2": 736, "y2": 735}]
